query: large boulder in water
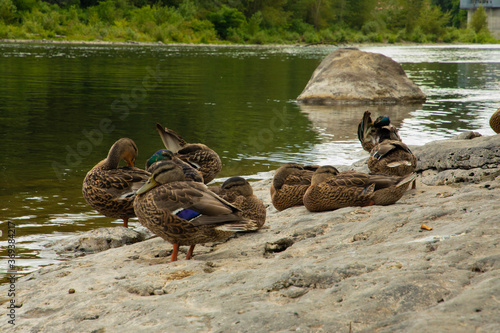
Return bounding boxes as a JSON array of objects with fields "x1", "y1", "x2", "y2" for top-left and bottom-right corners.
[{"x1": 297, "y1": 48, "x2": 426, "y2": 105}]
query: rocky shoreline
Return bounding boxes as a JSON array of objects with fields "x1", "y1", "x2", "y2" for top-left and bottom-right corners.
[
  {"x1": 0, "y1": 39, "x2": 305, "y2": 48},
  {"x1": 1, "y1": 133, "x2": 499, "y2": 332}
]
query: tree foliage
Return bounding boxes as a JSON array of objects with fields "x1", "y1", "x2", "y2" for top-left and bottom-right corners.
[
  {"x1": 0, "y1": 0, "x2": 497, "y2": 44},
  {"x1": 470, "y1": 5, "x2": 488, "y2": 33},
  {"x1": 208, "y1": 5, "x2": 245, "y2": 39}
]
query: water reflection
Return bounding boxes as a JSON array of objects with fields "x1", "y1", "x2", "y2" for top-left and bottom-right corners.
[{"x1": 299, "y1": 103, "x2": 423, "y2": 141}]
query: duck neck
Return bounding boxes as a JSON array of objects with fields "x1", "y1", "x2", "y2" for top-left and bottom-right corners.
[{"x1": 101, "y1": 144, "x2": 123, "y2": 170}]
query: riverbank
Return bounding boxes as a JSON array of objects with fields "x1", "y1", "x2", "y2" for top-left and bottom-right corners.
[
  {"x1": 0, "y1": 38, "x2": 492, "y2": 48},
  {"x1": 2, "y1": 0, "x2": 499, "y2": 47},
  {"x1": 1, "y1": 133, "x2": 499, "y2": 332},
  {"x1": 0, "y1": 38, "x2": 279, "y2": 47}
]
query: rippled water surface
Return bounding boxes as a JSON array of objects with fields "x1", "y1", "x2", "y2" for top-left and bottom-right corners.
[{"x1": 1, "y1": 43, "x2": 499, "y2": 281}]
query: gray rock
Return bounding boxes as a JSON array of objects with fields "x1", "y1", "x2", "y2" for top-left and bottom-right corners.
[
  {"x1": 297, "y1": 48, "x2": 426, "y2": 105},
  {"x1": 412, "y1": 132, "x2": 500, "y2": 185},
  {"x1": 46, "y1": 227, "x2": 152, "y2": 257},
  {"x1": 1, "y1": 136, "x2": 500, "y2": 333}
]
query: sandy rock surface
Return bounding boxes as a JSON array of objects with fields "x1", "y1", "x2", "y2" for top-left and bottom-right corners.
[
  {"x1": 46, "y1": 227, "x2": 154, "y2": 258},
  {"x1": 1, "y1": 135, "x2": 499, "y2": 332}
]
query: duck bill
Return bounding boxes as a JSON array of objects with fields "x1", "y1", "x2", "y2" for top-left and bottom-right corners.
[
  {"x1": 126, "y1": 158, "x2": 135, "y2": 167},
  {"x1": 136, "y1": 178, "x2": 159, "y2": 195}
]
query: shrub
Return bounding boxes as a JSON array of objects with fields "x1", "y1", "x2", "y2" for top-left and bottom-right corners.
[
  {"x1": 367, "y1": 32, "x2": 383, "y2": 43},
  {"x1": 470, "y1": 6, "x2": 488, "y2": 33},
  {"x1": 410, "y1": 26, "x2": 427, "y2": 43},
  {"x1": 302, "y1": 30, "x2": 319, "y2": 44},
  {"x1": 362, "y1": 20, "x2": 380, "y2": 35},
  {"x1": 457, "y1": 28, "x2": 476, "y2": 43},
  {"x1": 442, "y1": 27, "x2": 460, "y2": 43},
  {"x1": 246, "y1": 11, "x2": 262, "y2": 36},
  {"x1": 0, "y1": 0, "x2": 16, "y2": 23},
  {"x1": 207, "y1": 5, "x2": 245, "y2": 39}
]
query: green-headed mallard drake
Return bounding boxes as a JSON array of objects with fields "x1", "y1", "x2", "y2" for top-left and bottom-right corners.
[
  {"x1": 134, "y1": 161, "x2": 258, "y2": 262},
  {"x1": 368, "y1": 140, "x2": 417, "y2": 177},
  {"x1": 490, "y1": 108, "x2": 500, "y2": 133},
  {"x1": 358, "y1": 111, "x2": 401, "y2": 152},
  {"x1": 303, "y1": 165, "x2": 416, "y2": 212},
  {"x1": 82, "y1": 138, "x2": 151, "y2": 227},
  {"x1": 156, "y1": 123, "x2": 222, "y2": 184},
  {"x1": 271, "y1": 163, "x2": 319, "y2": 211},
  {"x1": 146, "y1": 149, "x2": 204, "y2": 183},
  {"x1": 209, "y1": 177, "x2": 266, "y2": 229}
]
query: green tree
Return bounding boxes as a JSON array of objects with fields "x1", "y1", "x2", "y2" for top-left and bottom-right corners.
[
  {"x1": 344, "y1": 0, "x2": 376, "y2": 29},
  {"x1": 0, "y1": 0, "x2": 16, "y2": 22},
  {"x1": 287, "y1": 0, "x2": 335, "y2": 29},
  {"x1": 432, "y1": 0, "x2": 466, "y2": 28},
  {"x1": 418, "y1": 0, "x2": 450, "y2": 36},
  {"x1": 12, "y1": 0, "x2": 36, "y2": 12},
  {"x1": 208, "y1": 5, "x2": 246, "y2": 39},
  {"x1": 399, "y1": 0, "x2": 424, "y2": 33},
  {"x1": 470, "y1": 5, "x2": 488, "y2": 33}
]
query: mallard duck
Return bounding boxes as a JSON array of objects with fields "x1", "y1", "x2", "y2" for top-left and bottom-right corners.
[
  {"x1": 303, "y1": 165, "x2": 416, "y2": 212},
  {"x1": 146, "y1": 149, "x2": 204, "y2": 183},
  {"x1": 271, "y1": 163, "x2": 319, "y2": 211},
  {"x1": 490, "y1": 108, "x2": 500, "y2": 133},
  {"x1": 156, "y1": 123, "x2": 222, "y2": 184},
  {"x1": 134, "y1": 161, "x2": 258, "y2": 262},
  {"x1": 210, "y1": 177, "x2": 266, "y2": 229},
  {"x1": 82, "y1": 138, "x2": 151, "y2": 227},
  {"x1": 358, "y1": 111, "x2": 401, "y2": 152},
  {"x1": 368, "y1": 140, "x2": 417, "y2": 178}
]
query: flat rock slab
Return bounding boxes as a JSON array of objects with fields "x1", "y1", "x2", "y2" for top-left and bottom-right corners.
[
  {"x1": 45, "y1": 227, "x2": 153, "y2": 257},
  {"x1": 413, "y1": 132, "x2": 500, "y2": 185},
  {"x1": 1, "y1": 152, "x2": 499, "y2": 332},
  {"x1": 297, "y1": 48, "x2": 426, "y2": 105}
]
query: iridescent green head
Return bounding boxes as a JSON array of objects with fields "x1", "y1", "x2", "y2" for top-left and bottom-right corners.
[
  {"x1": 145, "y1": 149, "x2": 174, "y2": 171},
  {"x1": 374, "y1": 115, "x2": 391, "y2": 128}
]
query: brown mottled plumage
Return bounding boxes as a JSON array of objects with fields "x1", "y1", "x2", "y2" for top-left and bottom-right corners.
[
  {"x1": 303, "y1": 165, "x2": 416, "y2": 212},
  {"x1": 358, "y1": 111, "x2": 401, "y2": 152},
  {"x1": 146, "y1": 149, "x2": 204, "y2": 183},
  {"x1": 134, "y1": 161, "x2": 258, "y2": 262},
  {"x1": 210, "y1": 177, "x2": 266, "y2": 229},
  {"x1": 156, "y1": 123, "x2": 221, "y2": 184},
  {"x1": 368, "y1": 140, "x2": 417, "y2": 177},
  {"x1": 271, "y1": 163, "x2": 319, "y2": 211},
  {"x1": 490, "y1": 108, "x2": 500, "y2": 134},
  {"x1": 82, "y1": 138, "x2": 150, "y2": 227}
]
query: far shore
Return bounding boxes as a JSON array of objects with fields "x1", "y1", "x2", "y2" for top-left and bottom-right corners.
[{"x1": 0, "y1": 38, "x2": 485, "y2": 48}]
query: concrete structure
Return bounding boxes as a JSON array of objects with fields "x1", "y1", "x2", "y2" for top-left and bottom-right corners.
[{"x1": 460, "y1": 0, "x2": 500, "y2": 37}]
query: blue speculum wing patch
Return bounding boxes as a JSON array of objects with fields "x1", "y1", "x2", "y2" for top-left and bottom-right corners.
[{"x1": 175, "y1": 208, "x2": 201, "y2": 221}]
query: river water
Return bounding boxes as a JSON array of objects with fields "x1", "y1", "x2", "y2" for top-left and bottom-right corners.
[{"x1": 1, "y1": 43, "x2": 499, "y2": 281}]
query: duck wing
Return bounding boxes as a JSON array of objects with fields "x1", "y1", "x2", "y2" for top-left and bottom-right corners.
[
  {"x1": 156, "y1": 123, "x2": 186, "y2": 153},
  {"x1": 151, "y1": 182, "x2": 243, "y2": 225},
  {"x1": 88, "y1": 167, "x2": 150, "y2": 198},
  {"x1": 371, "y1": 140, "x2": 412, "y2": 160},
  {"x1": 358, "y1": 111, "x2": 377, "y2": 151}
]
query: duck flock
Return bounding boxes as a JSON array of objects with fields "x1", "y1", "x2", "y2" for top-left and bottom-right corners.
[{"x1": 82, "y1": 109, "x2": 500, "y2": 262}]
